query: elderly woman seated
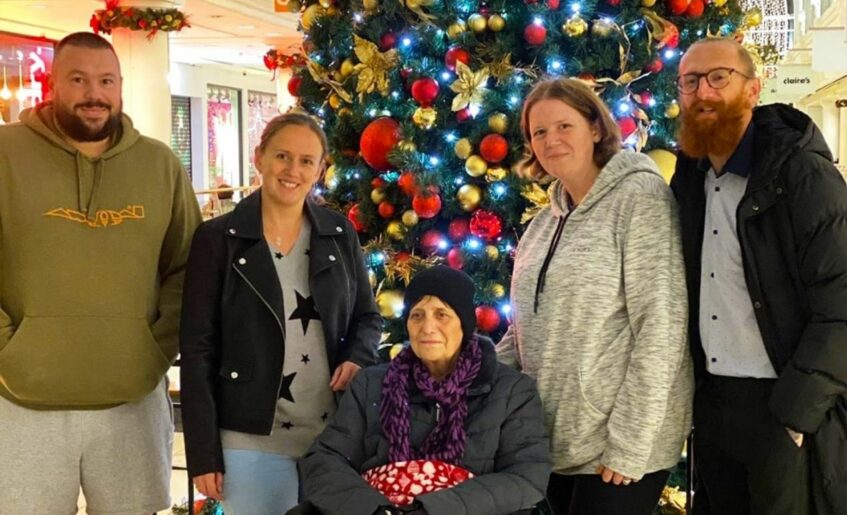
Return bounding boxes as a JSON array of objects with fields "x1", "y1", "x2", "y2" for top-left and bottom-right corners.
[{"x1": 296, "y1": 266, "x2": 551, "y2": 515}]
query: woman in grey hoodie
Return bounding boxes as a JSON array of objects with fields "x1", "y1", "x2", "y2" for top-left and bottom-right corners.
[{"x1": 496, "y1": 78, "x2": 693, "y2": 515}]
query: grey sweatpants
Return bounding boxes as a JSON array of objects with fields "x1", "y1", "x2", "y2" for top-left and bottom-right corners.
[{"x1": 0, "y1": 378, "x2": 173, "y2": 514}]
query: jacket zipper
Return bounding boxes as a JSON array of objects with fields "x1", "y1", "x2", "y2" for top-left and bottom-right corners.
[{"x1": 233, "y1": 263, "x2": 287, "y2": 429}]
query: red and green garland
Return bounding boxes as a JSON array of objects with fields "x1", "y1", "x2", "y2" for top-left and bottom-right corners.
[{"x1": 91, "y1": 0, "x2": 190, "y2": 40}]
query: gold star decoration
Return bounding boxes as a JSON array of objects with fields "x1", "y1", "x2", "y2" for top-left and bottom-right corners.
[
  {"x1": 450, "y1": 61, "x2": 490, "y2": 112},
  {"x1": 353, "y1": 35, "x2": 399, "y2": 99}
]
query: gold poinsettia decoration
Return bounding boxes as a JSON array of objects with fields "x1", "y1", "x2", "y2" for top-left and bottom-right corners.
[
  {"x1": 487, "y1": 53, "x2": 515, "y2": 83},
  {"x1": 352, "y1": 35, "x2": 399, "y2": 99},
  {"x1": 520, "y1": 182, "x2": 551, "y2": 224},
  {"x1": 450, "y1": 61, "x2": 490, "y2": 112},
  {"x1": 412, "y1": 107, "x2": 437, "y2": 129},
  {"x1": 306, "y1": 60, "x2": 353, "y2": 104}
]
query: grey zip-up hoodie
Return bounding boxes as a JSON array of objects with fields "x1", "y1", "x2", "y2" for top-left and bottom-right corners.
[{"x1": 497, "y1": 151, "x2": 693, "y2": 480}]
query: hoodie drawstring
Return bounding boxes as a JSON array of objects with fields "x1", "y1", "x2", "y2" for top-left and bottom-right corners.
[
  {"x1": 87, "y1": 159, "x2": 105, "y2": 221},
  {"x1": 533, "y1": 194, "x2": 575, "y2": 314}
]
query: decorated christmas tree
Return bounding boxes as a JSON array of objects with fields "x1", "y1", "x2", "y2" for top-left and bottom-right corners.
[{"x1": 280, "y1": 0, "x2": 759, "y2": 350}]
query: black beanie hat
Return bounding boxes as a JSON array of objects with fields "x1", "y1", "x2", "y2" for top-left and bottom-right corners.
[{"x1": 404, "y1": 265, "x2": 477, "y2": 339}]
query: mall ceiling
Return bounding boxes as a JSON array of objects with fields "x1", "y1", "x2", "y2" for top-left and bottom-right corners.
[{"x1": 0, "y1": 0, "x2": 303, "y2": 69}]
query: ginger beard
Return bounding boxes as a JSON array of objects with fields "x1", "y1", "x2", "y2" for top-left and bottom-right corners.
[{"x1": 677, "y1": 93, "x2": 751, "y2": 159}]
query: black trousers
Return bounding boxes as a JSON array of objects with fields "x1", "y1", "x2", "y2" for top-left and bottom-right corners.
[
  {"x1": 693, "y1": 375, "x2": 810, "y2": 515},
  {"x1": 545, "y1": 469, "x2": 670, "y2": 515}
]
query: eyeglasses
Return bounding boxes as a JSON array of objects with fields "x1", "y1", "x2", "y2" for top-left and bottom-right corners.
[{"x1": 676, "y1": 67, "x2": 753, "y2": 94}]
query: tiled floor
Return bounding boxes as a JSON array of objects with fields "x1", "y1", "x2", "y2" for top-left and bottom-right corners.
[{"x1": 77, "y1": 432, "x2": 194, "y2": 515}]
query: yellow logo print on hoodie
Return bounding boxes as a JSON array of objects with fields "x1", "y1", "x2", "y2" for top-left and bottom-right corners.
[{"x1": 44, "y1": 205, "x2": 145, "y2": 228}]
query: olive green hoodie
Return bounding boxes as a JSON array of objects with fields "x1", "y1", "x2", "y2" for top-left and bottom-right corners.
[{"x1": 0, "y1": 103, "x2": 201, "y2": 409}]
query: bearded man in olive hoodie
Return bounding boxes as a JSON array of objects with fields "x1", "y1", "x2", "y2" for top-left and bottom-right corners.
[{"x1": 0, "y1": 32, "x2": 201, "y2": 513}]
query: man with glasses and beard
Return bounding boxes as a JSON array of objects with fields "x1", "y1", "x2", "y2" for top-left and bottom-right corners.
[
  {"x1": 0, "y1": 32, "x2": 201, "y2": 513},
  {"x1": 671, "y1": 38, "x2": 847, "y2": 515}
]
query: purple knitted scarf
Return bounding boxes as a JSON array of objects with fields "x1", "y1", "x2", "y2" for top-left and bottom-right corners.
[{"x1": 380, "y1": 336, "x2": 483, "y2": 464}]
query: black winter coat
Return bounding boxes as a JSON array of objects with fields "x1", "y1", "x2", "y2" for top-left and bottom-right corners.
[
  {"x1": 671, "y1": 103, "x2": 847, "y2": 514},
  {"x1": 299, "y1": 337, "x2": 551, "y2": 515},
  {"x1": 179, "y1": 191, "x2": 382, "y2": 478}
]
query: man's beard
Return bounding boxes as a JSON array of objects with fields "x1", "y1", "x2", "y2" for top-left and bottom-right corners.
[
  {"x1": 54, "y1": 100, "x2": 122, "y2": 142},
  {"x1": 677, "y1": 93, "x2": 750, "y2": 159}
]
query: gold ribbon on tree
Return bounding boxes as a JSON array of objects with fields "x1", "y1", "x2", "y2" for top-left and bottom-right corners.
[
  {"x1": 400, "y1": 0, "x2": 436, "y2": 22},
  {"x1": 306, "y1": 60, "x2": 353, "y2": 105},
  {"x1": 353, "y1": 35, "x2": 399, "y2": 99},
  {"x1": 450, "y1": 61, "x2": 490, "y2": 112}
]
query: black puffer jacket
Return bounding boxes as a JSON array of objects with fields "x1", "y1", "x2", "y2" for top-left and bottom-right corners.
[
  {"x1": 299, "y1": 337, "x2": 551, "y2": 515},
  {"x1": 671, "y1": 103, "x2": 847, "y2": 514}
]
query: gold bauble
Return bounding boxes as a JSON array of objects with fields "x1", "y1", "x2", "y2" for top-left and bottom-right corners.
[
  {"x1": 412, "y1": 107, "x2": 437, "y2": 129},
  {"x1": 488, "y1": 112, "x2": 509, "y2": 134},
  {"x1": 640, "y1": 0, "x2": 656, "y2": 6},
  {"x1": 591, "y1": 19, "x2": 615, "y2": 38},
  {"x1": 318, "y1": 0, "x2": 333, "y2": 6},
  {"x1": 396, "y1": 139, "x2": 417, "y2": 153},
  {"x1": 485, "y1": 245, "x2": 500, "y2": 260},
  {"x1": 491, "y1": 283, "x2": 506, "y2": 298},
  {"x1": 743, "y1": 7, "x2": 763, "y2": 27},
  {"x1": 447, "y1": 20, "x2": 468, "y2": 39},
  {"x1": 363, "y1": 0, "x2": 378, "y2": 11},
  {"x1": 486, "y1": 166, "x2": 508, "y2": 182},
  {"x1": 324, "y1": 164, "x2": 337, "y2": 188},
  {"x1": 368, "y1": 269, "x2": 377, "y2": 289},
  {"x1": 376, "y1": 289, "x2": 405, "y2": 318},
  {"x1": 713, "y1": 0, "x2": 728, "y2": 6},
  {"x1": 487, "y1": 14, "x2": 506, "y2": 32},
  {"x1": 287, "y1": 0, "x2": 302, "y2": 12},
  {"x1": 454, "y1": 138, "x2": 473, "y2": 159},
  {"x1": 371, "y1": 187, "x2": 386, "y2": 204},
  {"x1": 457, "y1": 184, "x2": 483, "y2": 212},
  {"x1": 665, "y1": 102, "x2": 680, "y2": 119},
  {"x1": 647, "y1": 149, "x2": 678, "y2": 185},
  {"x1": 389, "y1": 342, "x2": 405, "y2": 359},
  {"x1": 468, "y1": 14, "x2": 488, "y2": 33},
  {"x1": 328, "y1": 93, "x2": 342, "y2": 110},
  {"x1": 326, "y1": 6, "x2": 338, "y2": 16},
  {"x1": 301, "y1": 4, "x2": 325, "y2": 30},
  {"x1": 401, "y1": 209, "x2": 419, "y2": 226},
  {"x1": 339, "y1": 58, "x2": 356, "y2": 79},
  {"x1": 386, "y1": 220, "x2": 407, "y2": 241},
  {"x1": 465, "y1": 155, "x2": 488, "y2": 177},
  {"x1": 563, "y1": 15, "x2": 588, "y2": 37}
]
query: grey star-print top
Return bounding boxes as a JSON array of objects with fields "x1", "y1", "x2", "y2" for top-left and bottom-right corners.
[{"x1": 221, "y1": 219, "x2": 336, "y2": 457}]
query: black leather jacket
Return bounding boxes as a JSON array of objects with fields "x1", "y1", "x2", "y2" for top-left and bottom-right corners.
[{"x1": 179, "y1": 190, "x2": 382, "y2": 477}]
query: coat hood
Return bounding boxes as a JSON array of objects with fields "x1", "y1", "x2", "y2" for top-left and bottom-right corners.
[
  {"x1": 19, "y1": 103, "x2": 141, "y2": 219},
  {"x1": 549, "y1": 151, "x2": 664, "y2": 217},
  {"x1": 752, "y1": 103, "x2": 834, "y2": 174}
]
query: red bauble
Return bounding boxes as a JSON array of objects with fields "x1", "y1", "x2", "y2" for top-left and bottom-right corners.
[
  {"x1": 618, "y1": 117, "x2": 637, "y2": 139},
  {"x1": 470, "y1": 209, "x2": 503, "y2": 241},
  {"x1": 479, "y1": 134, "x2": 509, "y2": 163},
  {"x1": 476, "y1": 305, "x2": 502, "y2": 333},
  {"x1": 646, "y1": 58, "x2": 664, "y2": 73},
  {"x1": 420, "y1": 229, "x2": 446, "y2": 255},
  {"x1": 378, "y1": 201, "x2": 395, "y2": 219},
  {"x1": 379, "y1": 32, "x2": 397, "y2": 50},
  {"x1": 398, "y1": 172, "x2": 419, "y2": 196},
  {"x1": 636, "y1": 91, "x2": 653, "y2": 106},
  {"x1": 668, "y1": 0, "x2": 689, "y2": 14},
  {"x1": 524, "y1": 23, "x2": 547, "y2": 46},
  {"x1": 444, "y1": 47, "x2": 471, "y2": 72},
  {"x1": 448, "y1": 218, "x2": 471, "y2": 241},
  {"x1": 360, "y1": 117, "x2": 402, "y2": 171},
  {"x1": 400, "y1": 68, "x2": 412, "y2": 80},
  {"x1": 287, "y1": 76, "x2": 302, "y2": 96},
  {"x1": 548, "y1": 0, "x2": 561, "y2": 8},
  {"x1": 607, "y1": 0, "x2": 621, "y2": 6},
  {"x1": 447, "y1": 248, "x2": 464, "y2": 270},
  {"x1": 411, "y1": 77, "x2": 440, "y2": 107},
  {"x1": 395, "y1": 251, "x2": 411, "y2": 263},
  {"x1": 665, "y1": 24, "x2": 680, "y2": 48},
  {"x1": 456, "y1": 108, "x2": 472, "y2": 123},
  {"x1": 263, "y1": 53, "x2": 277, "y2": 70},
  {"x1": 685, "y1": 0, "x2": 704, "y2": 16},
  {"x1": 371, "y1": 177, "x2": 387, "y2": 188},
  {"x1": 412, "y1": 191, "x2": 442, "y2": 219},
  {"x1": 347, "y1": 203, "x2": 365, "y2": 232}
]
